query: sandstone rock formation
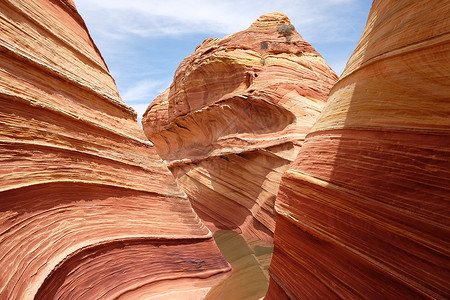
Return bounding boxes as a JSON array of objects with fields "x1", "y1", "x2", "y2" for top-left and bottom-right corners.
[
  {"x1": 0, "y1": 1, "x2": 230, "y2": 299},
  {"x1": 143, "y1": 12, "x2": 338, "y2": 243},
  {"x1": 143, "y1": 13, "x2": 337, "y2": 299},
  {"x1": 266, "y1": 1, "x2": 450, "y2": 298}
]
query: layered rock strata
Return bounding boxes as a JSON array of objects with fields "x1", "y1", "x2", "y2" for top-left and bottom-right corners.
[
  {"x1": 267, "y1": 1, "x2": 450, "y2": 298},
  {"x1": 0, "y1": 1, "x2": 229, "y2": 299},
  {"x1": 143, "y1": 12, "x2": 338, "y2": 243}
]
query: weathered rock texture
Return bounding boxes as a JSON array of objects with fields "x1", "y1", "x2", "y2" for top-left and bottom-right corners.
[
  {"x1": 143, "y1": 12, "x2": 338, "y2": 244},
  {"x1": 0, "y1": 1, "x2": 229, "y2": 299},
  {"x1": 267, "y1": 1, "x2": 450, "y2": 299}
]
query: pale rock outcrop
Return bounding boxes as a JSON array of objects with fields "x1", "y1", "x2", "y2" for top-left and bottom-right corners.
[
  {"x1": 0, "y1": 1, "x2": 229, "y2": 299},
  {"x1": 266, "y1": 1, "x2": 450, "y2": 298}
]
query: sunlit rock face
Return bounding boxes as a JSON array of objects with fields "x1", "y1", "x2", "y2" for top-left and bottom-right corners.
[
  {"x1": 143, "y1": 12, "x2": 337, "y2": 299},
  {"x1": 0, "y1": 1, "x2": 230, "y2": 299},
  {"x1": 143, "y1": 12, "x2": 337, "y2": 242},
  {"x1": 266, "y1": 1, "x2": 450, "y2": 299}
]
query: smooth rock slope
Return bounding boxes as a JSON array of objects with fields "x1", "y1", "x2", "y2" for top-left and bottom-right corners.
[
  {"x1": 266, "y1": 0, "x2": 450, "y2": 298},
  {"x1": 143, "y1": 12, "x2": 338, "y2": 242},
  {"x1": 0, "y1": 1, "x2": 229, "y2": 299}
]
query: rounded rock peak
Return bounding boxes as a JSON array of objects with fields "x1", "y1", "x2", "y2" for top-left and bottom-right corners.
[{"x1": 248, "y1": 12, "x2": 292, "y2": 31}]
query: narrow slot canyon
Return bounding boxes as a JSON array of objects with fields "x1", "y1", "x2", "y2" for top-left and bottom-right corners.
[{"x1": 0, "y1": 0, "x2": 448, "y2": 299}]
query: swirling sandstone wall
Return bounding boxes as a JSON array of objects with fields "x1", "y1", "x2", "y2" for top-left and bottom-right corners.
[
  {"x1": 266, "y1": 1, "x2": 450, "y2": 299},
  {"x1": 0, "y1": 1, "x2": 229, "y2": 299},
  {"x1": 143, "y1": 12, "x2": 337, "y2": 242}
]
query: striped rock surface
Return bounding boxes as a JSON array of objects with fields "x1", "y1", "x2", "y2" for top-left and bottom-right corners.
[
  {"x1": 0, "y1": 1, "x2": 229, "y2": 299},
  {"x1": 142, "y1": 12, "x2": 337, "y2": 299},
  {"x1": 143, "y1": 12, "x2": 337, "y2": 242},
  {"x1": 266, "y1": 0, "x2": 450, "y2": 299}
]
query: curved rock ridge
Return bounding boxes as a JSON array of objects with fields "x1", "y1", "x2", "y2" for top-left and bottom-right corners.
[
  {"x1": 0, "y1": 1, "x2": 230, "y2": 299},
  {"x1": 267, "y1": 1, "x2": 450, "y2": 299},
  {"x1": 143, "y1": 12, "x2": 338, "y2": 242}
]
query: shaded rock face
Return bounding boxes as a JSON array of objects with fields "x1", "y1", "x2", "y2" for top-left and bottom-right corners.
[
  {"x1": 267, "y1": 1, "x2": 450, "y2": 299},
  {"x1": 143, "y1": 12, "x2": 338, "y2": 243},
  {"x1": 0, "y1": 1, "x2": 230, "y2": 299}
]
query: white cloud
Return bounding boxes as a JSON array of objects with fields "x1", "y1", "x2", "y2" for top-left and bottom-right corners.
[
  {"x1": 119, "y1": 78, "x2": 171, "y2": 121},
  {"x1": 121, "y1": 78, "x2": 170, "y2": 104},
  {"x1": 75, "y1": 0, "x2": 360, "y2": 43},
  {"x1": 73, "y1": 0, "x2": 369, "y2": 120},
  {"x1": 132, "y1": 103, "x2": 153, "y2": 123}
]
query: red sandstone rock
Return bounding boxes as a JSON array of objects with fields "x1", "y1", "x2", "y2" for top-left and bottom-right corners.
[
  {"x1": 266, "y1": 1, "x2": 450, "y2": 298},
  {"x1": 0, "y1": 1, "x2": 229, "y2": 299},
  {"x1": 143, "y1": 12, "x2": 337, "y2": 244},
  {"x1": 143, "y1": 12, "x2": 337, "y2": 299}
]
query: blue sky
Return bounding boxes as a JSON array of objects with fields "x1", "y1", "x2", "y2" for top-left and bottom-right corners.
[{"x1": 75, "y1": 0, "x2": 373, "y2": 121}]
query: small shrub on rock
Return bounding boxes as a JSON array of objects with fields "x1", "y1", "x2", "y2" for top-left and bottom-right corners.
[{"x1": 277, "y1": 23, "x2": 295, "y2": 36}]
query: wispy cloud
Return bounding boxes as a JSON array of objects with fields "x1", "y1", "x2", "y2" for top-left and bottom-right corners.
[
  {"x1": 76, "y1": 0, "x2": 361, "y2": 43},
  {"x1": 120, "y1": 78, "x2": 171, "y2": 119},
  {"x1": 132, "y1": 103, "x2": 155, "y2": 122},
  {"x1": 122, "y1": 78, "x2": 170, "y2": 104},
  {"x1": 74, "y1": 0, "x2": 370, "y2": 118}
]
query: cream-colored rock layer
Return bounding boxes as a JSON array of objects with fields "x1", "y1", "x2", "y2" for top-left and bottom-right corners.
[
  {"x1": 267, "y1": 1, "x2": 450, "y2": 298},
  {"x1": 205, "y1": 230, "x2": 273, "y2": 300},
  {"x1": 0, "y1": 1, "x2": 229, "y2": 299},
  {"x1": 143, "y1": 12, "x2": 337, "y2": 243}
]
